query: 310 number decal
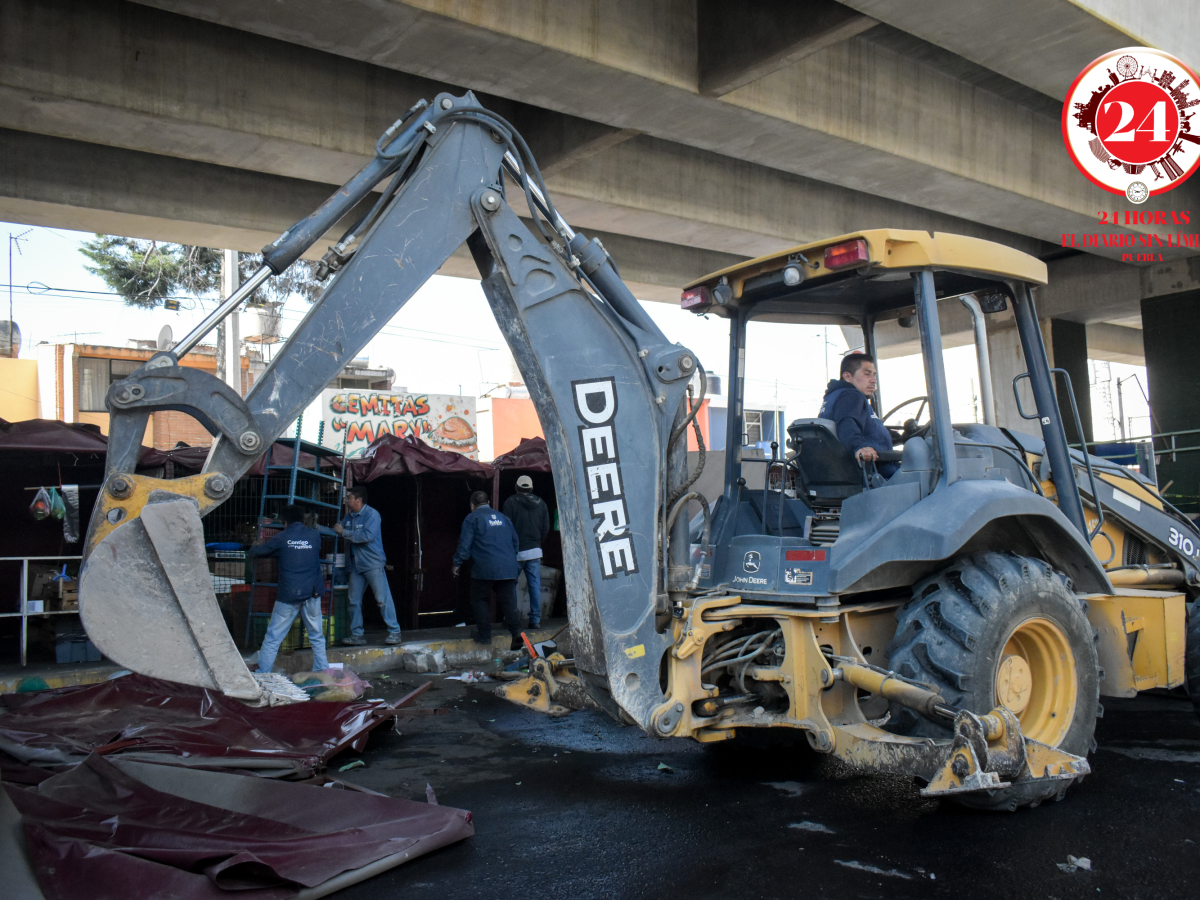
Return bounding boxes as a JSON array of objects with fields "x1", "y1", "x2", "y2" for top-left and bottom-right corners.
[{"x1": 1168, "y1": 526, "x2": 1198, "y2": 558}]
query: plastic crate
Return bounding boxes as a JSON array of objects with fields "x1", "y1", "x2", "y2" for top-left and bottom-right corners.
[
  {"x1": 249, "y1": 611, "x2": 337, "y2": 654},
  {"x1": 55, "y1": 638, "x2": 102, "y2": 664}
]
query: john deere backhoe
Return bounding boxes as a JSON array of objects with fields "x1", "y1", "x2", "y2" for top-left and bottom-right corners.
[{"x1": 79, "y1": 92, "x2": 1200, "y2": 811}]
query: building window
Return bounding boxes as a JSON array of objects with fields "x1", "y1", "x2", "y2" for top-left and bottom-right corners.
[
  {"x1": 335, "y1": 377, "x2": 370, "y2": 389},
  {"x1": 743, "y1": 410, "x2": 763, "y2": 445},
  {"x1": 79, "y1": 358, "x2": 141, "y2": 412}
]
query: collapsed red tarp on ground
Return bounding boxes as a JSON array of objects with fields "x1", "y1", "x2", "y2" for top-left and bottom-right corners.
[
  {"x1": 491, "y1": 436, "x2": 552, "y2": 472},
  {"x1": 347, "y1": 433, "x2": 495, "y2": 483},
  {"x1": 0, "y1": 418, "x2": 165, "y2": 466},
  {"x1": 5, "y1": 754, "x2": 473, "y2": 900},
  {"x1": 0, "y1": 675, "x2": 395, "y2": 778}
]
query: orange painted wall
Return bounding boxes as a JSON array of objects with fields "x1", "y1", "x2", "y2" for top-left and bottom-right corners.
[
  {"x1": 491, "y1": 397, "x2": 543, "y2": 457},
  {"x1": 686, "y1": 399, "x2": 711, "y2": 450},
  {"x1": 492, "y1": 396, "x2": 712, "y2": 456}
]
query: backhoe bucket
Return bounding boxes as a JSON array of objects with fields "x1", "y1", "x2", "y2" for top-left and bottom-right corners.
[{"x1": 80, "y1": 493, "x2": 261, "y2": 701}]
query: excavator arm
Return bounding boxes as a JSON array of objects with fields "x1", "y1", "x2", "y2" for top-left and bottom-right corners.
[{"x1": 79, "y1": 92, "x2": 699, "y2": 723}]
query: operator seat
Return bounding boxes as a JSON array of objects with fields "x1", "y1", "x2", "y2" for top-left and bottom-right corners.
[{"x1": 786, "y1": 419, "x2": 867, "y2": 507}]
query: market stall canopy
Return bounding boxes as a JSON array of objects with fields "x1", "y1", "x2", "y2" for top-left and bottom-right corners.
[
  {"x1": 158, "y1": 440, "x2": 328, "y2": 476},
  {"x1": 347, "y1": 433, "x2": 495, "y2": 483},
  {"x1": 492, "y1": 436, "x2": 552, "y2": 473},
  {"x1": 0, "y1": 418, "x2": 165, "y2": 465}
]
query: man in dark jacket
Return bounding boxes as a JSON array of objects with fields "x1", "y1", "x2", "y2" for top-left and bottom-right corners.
[
  {"x1": 502, "y1": 475, "x2": 551, "y2": 627},
  {"x1": 249, "y1": 505, "x2": 328, "y2": 673},
  {"x1": 818, "y1": 353, "x2": 899, "y2": 478},
  {"x1": 453, "y1": 491, "x2": 522, "y2": 649}
]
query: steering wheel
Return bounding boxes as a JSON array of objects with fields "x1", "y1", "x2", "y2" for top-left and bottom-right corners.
[{"x1": 881, "y1": 396, "x2": 930, "y2": 444}]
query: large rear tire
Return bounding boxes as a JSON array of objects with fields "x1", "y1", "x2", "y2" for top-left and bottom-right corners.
[
  {"x1": 1186, "y1": 604, "x2": 1200, "y2": 722},
  {"x1": 886, "y1": 552, "x2": 1100, "y2": 810}
]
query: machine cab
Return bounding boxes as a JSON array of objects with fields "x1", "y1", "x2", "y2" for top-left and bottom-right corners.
[{"x1": 678, "y1": 229, "x2": 1090, "y2": 603}]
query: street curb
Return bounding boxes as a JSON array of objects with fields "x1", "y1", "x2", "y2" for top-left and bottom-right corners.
[{"x1": 0, "y1": 621, "x2": 568, "y2": 692}]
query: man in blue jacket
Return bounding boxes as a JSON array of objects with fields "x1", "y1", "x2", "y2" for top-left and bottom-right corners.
[
  {"x1": 335, "y1": 486, "x2": 402, "y2": 646},
  {"x1": 453, "y1": 490, "x2": 522, "y2": 649},
  {"x1": 818, "y1": 353, "x2": 900, "y2": 478},
  {"x1": 250, "y1": 505, "x2": 328, "y2": 673}
]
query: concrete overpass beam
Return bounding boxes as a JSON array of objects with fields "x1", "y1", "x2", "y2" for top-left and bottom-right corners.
[
  {"x1": 0, "y1": 128, "x2": 742, "y2": 301},
  {"x1": 696, "y1": 0, "x2": 876, "y2": 98},
  {"x1": 132, "y1": 0, "x2": 1200, "y2": 259},
  {"x1": 1086, "y1": 323, "x2": 1145, "y2": 366},
  {"x1": 839, "y1": 0, "x2": 1199, "y2": 100}
]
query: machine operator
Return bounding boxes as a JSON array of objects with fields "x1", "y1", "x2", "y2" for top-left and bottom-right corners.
[{"x1": 818, "y1": 352, "x2": 900, "y2": 478}]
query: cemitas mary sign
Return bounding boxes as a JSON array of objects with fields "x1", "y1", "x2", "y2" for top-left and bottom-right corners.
[{"x1": 320, "y1": 388, "x2": 478, "y2": 460}]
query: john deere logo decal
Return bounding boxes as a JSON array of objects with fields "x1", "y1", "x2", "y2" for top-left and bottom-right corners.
[
  {"x1": 742, "y1": 551, "x2": 761, "y2": 574},
  {"x1": 1063, "y1": 47, "x2": 1200, "y2": 202}
]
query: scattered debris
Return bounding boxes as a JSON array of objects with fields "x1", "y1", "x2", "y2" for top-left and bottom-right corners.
[
  {"x1": 834, "y1": 860, "x2": 912, "y2": 880},
  {"x1": 765, "y1": 781, "x2": 807, "y2": 797},
  {"x1": 292, "y1": 667, "x2": 370, "y2": 701},
  {"x1": 657, "y1": 762, "x2": 674, "y2": 774},
  {"x1": 789, "y1": 821, "x2": 833, "y2": 834},
  {"x1": 447, "y1": 670, "x2": 495, "y2": 683},
  {"x1": 403, "y1": 648, "x2": 448, "y2": 674},
  {"x1": 1057, "y1": 855, "x2": 1093, "y2": 873},
  {"x1": 339, "y1": 759, "x2": 366, "y2": 772},
  {"x1": 253, "y1": 671, "x2": 311, "y2": 704}
]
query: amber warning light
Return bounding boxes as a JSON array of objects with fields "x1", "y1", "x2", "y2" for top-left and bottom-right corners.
[{"x1": 823, "y1": 239, "x2": 870, "y2": 270}]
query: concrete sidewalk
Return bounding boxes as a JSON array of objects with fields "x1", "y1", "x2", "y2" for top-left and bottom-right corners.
[{"x1": 0, "y1": 620, "x2": 568, "y2": 693}]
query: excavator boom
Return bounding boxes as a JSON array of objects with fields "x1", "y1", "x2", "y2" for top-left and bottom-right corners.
[{"x1": 80, "y1": 92, "x2": 699, "y2": 721}]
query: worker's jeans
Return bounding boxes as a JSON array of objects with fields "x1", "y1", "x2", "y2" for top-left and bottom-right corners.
[
  {"x1": 517, "y1": 558, "x2": 542, "y2": 625},
  {"x1": 469, "y1": 578, "x2": 520, "y2": 643},
  {"x1": 348, "y1": 566, "x2": 401, "y2": 638},
  {"x1": 258, "y1": 597, "x2": 328, "y2": 673}
]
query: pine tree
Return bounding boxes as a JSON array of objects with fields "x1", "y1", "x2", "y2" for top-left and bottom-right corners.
[{"x1": 80, "y1": 236, "x2": 321, "y2": 308}]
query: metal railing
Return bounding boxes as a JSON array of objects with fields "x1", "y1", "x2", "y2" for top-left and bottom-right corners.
[{"x1": 0, "y1": 555, "x2": 83, "y2": 667}]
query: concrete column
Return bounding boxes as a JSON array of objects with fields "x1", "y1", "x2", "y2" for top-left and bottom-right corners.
[
  {"x1": 987, "y1": 316, "x2": 1096, "y2": 442},
  {"x1": 222, "y1": 249, "x2": 241, "y2": 395},
  {"x1": 1049, "y1": 319, "x2": 1093, "y2": 445},
  {"x1": 1142, "y1": 289, "x2": 1200, "y2": 512},
  {"x1": 987, "y1": 320, "x2": 1043, "y2": 433}
]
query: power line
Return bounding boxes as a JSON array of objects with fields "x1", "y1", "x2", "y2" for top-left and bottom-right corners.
[{"x1": 1, "y1": 282, "x2": 503, "y2": 351}]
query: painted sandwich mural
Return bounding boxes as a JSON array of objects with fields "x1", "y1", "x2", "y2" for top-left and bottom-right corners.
[{"x1": 321, "y1": 389, "x2": 478, "y2": 460}]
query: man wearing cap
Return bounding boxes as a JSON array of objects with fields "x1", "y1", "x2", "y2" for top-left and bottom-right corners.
[{"x1": 503, "y1": 475, "x2": 551, "y2": 628}]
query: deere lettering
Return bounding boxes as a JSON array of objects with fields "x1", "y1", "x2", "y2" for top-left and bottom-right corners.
[{"x1": 573, "y1": 378, "x2": 637, "y2": 579}]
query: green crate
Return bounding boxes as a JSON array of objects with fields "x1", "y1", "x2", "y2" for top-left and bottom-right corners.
[{"x1": 249, "y1": 609, "x2": 338, "y2": 655}]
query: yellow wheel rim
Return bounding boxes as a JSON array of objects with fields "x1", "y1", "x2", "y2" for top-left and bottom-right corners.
[{"x1": 995, "y1": 617, "x2": 1077, "y2": 747}]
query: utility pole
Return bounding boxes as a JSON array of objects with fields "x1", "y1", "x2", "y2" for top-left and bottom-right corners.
[
  {"x1": 7, "y1": 229, "x2": 31, "y2": 358},
  {"x1": 221, "y1": 250, "x2": 241, "y2": 395},
  {"x1": 1116, "y1": 376, "x2": 1126, "y2": 441}
]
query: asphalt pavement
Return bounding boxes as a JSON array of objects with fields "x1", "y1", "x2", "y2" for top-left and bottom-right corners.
[{"x1": 339, "y1": 672, "x2": 1200, "y2": 900}]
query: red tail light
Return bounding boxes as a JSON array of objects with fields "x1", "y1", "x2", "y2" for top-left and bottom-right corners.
[
  {"x1": 680, "y1": 285, "x2": 712, "y2": 311},
  {"x1": 823, "y1": 239, "x2": 870, "y2": 270}
]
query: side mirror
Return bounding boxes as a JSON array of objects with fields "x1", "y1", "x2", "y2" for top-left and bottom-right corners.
[{"x1": 976, "y1": 290, "x2": 1009, "y2": 314}]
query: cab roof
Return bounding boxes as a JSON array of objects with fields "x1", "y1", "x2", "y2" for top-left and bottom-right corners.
[{"x1": 684, "y1": 229, "x2": 1048, "y2": 325}]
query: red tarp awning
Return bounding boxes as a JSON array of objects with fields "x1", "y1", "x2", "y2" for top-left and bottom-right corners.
[
  {"x1": 347, "y1": 433, "x2": 495, "y2": 483},
  {"x1": 0, "y1": 418, "x2": 173, "y2": 468},
  {"x1": 0, "y1": 674, "x2": 396, "y2": 779},
  {"x1": 5, "y1": 754, "x2": 472, "y2": 900},
  {"x1": 492, "y1": 436, "x2": 552, "y2": 472},
  {"x1": 0, "y1": 418, "x2": 167, "y2": 466}
]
